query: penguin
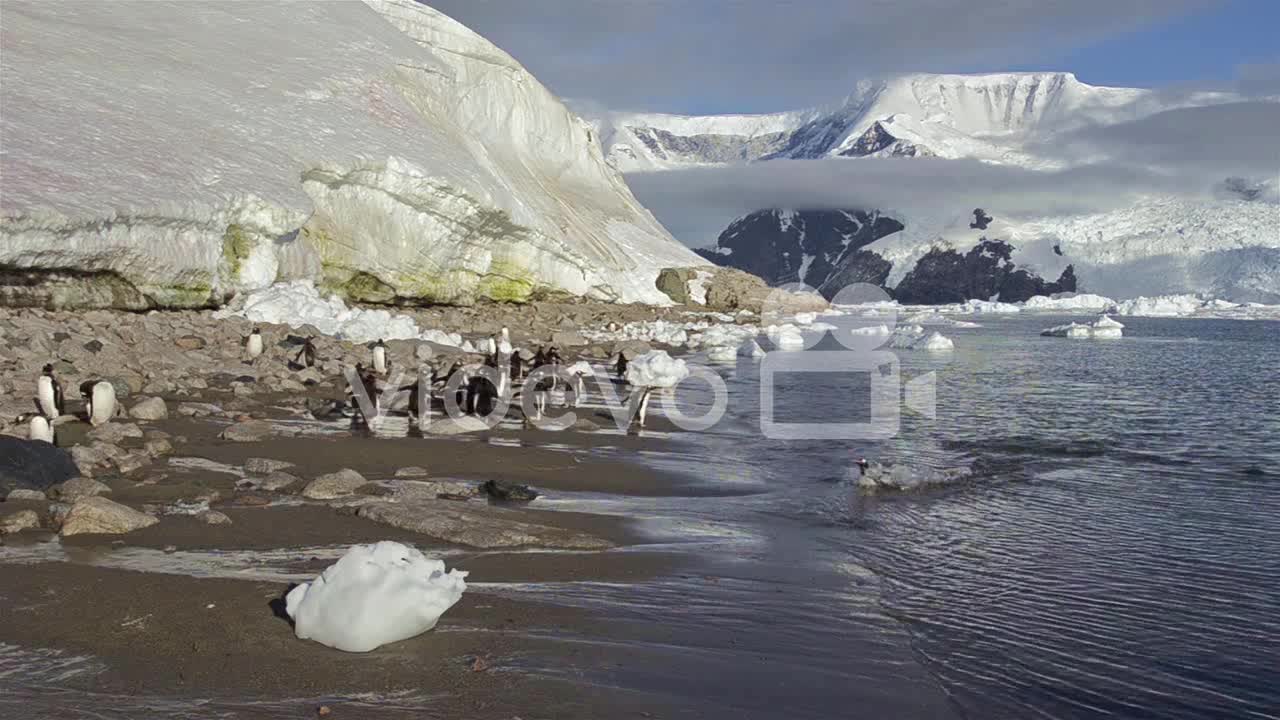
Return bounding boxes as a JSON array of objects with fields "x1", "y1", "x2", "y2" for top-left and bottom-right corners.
[
  {"x1": 532, "y1": 346, "x2": 547, "y2": 368},
  {"x1": 295, "y1": 337, "x2": 318, "y2": 369},
  {"x1": 246, "y1": 328, "x2": 264, "y2": 360},
  {"x1": 348, "y1": 364, "x2": 381, "y2": 427},
  {"x1": 36, "y1": 363, "x2": 64, "y2": 419},
  {"x1": 28, "y1": 414, "x2": 54, "y2": 443},
  {"x1": 80, "y1": 379, "x2": 118, "y2": 427},
  {"x1": 627, "y1": 387, "x2": 655, "y2": 434},
  {"x1": 509, "y1": 351, "x2": 524, "y2": 382},
  {"x1": 485, "y1": 336, "x2": 498, "y2": 358},
  {"x1": 372, "y1": 339, "x2": 389, "y2": 375},
  {"x1": 498, "y1": 327, "x2": 513, "y2": 356},
  {"x1": 614, "y1": 352, "x2": 629, "y2": 379}
]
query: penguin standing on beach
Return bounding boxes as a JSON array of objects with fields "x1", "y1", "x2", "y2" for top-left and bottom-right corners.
[
  {"x1": 348, "y1": 364, "x2": 381, "y2": 427},
  {"x1": 627, "y1": 387, "x2": 656, "y2": 434},
  {"x1": 245, "y1": 328, "x2": 264, "y2": 360},
  {"x1": 36, "y1": 364, "x2": 64, "y2": 419},
  {"x1": 498, "y1": 327, "x2": 513, "y2": 357},
  {"x1": 614, "y1": 352, "x2": 629, "y2": 379},
  {"x1": 27, "y1": 414, "x2": 54, "y2": 443},
  {"x1": 295, "y1": 337, "x2": 318, "y2": 369},
  {"x1": 79, "y1": 379, "x2": 118, "y2": 427},
  {"x1": 372, "y1": 339, "x2": 389, "y2": 375}
]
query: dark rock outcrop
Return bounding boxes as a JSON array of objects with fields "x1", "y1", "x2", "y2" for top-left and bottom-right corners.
[
  {"x1": 893, "y1": 239, "x2": 1076, "y2": 304},
  {"x1": 0, "y1": 437, "x2": 81, "y2": 494}
]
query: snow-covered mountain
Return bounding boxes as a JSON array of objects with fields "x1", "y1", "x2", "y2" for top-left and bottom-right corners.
[
  {"x1": 597, "y1": 72, "x2": 1280, "y2": 302},
  {"x1": 0, "y1": 1, "x2": 701, "y2": 309}
]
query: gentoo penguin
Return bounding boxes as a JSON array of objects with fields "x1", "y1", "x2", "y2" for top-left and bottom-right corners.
[
  {"x1": 348, "y1": 364, "x2": 381, "y2": 426},
  {"x1": 372, "y1": 339, "x2": 389, "y2": 375},
  {"x1": 36, "y1": 363, "x2": 64, "y2": 419},
  {"x1": 627, "y1": 387, "x2": 655, "y2": 434},
  {"x1": 614, "y1": 352, "x2": 629, "y2": 379},
  {"x1": 509, "y1": 351, "x2": 524, "y2": 382},
  {"x1": 28, "y1": 414, "x2": 54, "y2": 443},
  {"x1": 856, "y1": 457, "x2": 871, "y2": 476},
  {"x1": 79, "y1": 379, "x2": 118, "y2": 427},
  {"x1": 246, "y1": 328, "x2": 264, "y2": 360},
  {"x1": 295, "y1": 337, "x2": 318, "y2": 369},
  {"x1": 485, "y1": 336, "x2": 498, "y2": 358},
  {"x1": 498, "y1": 327, "x2": 513, "y2": 356}
]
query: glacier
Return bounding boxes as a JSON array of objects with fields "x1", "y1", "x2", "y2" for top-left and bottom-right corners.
[{"x1": 0, "y1": 1, "x2": 701, "y2": 309}]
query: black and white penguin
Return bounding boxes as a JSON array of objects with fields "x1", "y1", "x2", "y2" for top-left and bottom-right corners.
[
  {"x1": 36, "y1": 363, "x2": 64, "y2": 419},
  {"x1": 295, "y1": 337, "x2": 318, "y2": 369},
  {"x1": 614, "y1": 352, "x2": 629, "y2": 379},
  {"x1": 246, "y1": 328, "x2": 264, "y2": 360},
  {"x1": 498, "y1": 327, "x2": 513, "y2": 356},
  {"x1": 509, "y1": 351, "x2": 524, "y2": 382},
  {"x1": 372, "y1": 339, "x2": 389, "y2": 375},
  {"x1": 79, "y1": 379, "x2": 118, "y2": 427},
  {"x1": 627, "y1": 386, "x2": 656, "y2": 434},
  {"x1": 348, "y1": 364, "x2": 381, "y2": 427}
]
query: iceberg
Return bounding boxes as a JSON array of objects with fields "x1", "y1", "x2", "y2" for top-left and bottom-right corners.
[
  {"x1": 766, "y1": 323, "x2": 807, "y2": 350},
  {"x1": 1041, "y1": 315, "x2": 1124, "y2": 339},
  {"x1": 1021, "y1": 293, "x2": 1117, "y2": 311},
  {"x1": 887, "y1": 325, "x2": 955, "y2": 351},
  {"x1": 1113, "y1": 294, "x2": 1208, "y2": 317},
  {"x1": 705, "y1": 345, "x2": 738, "y2": 363},
  {"x1": 285, "y1": 541, "x2": 467, "y2": 653}
]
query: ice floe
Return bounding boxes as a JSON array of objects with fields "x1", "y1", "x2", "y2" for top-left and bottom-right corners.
[
  {"x1": 1041, "y1": 315, "x2": 1125, "y2": 339},
  {"x1": 285, "y1": 541, "x2": 467, "y2": 653},
  {"x1": 887, "y1": 325, "x2": 955, "y2": 351},
  {"x1": 625, "y1": 350, "x2": 690, "y2": 388}
]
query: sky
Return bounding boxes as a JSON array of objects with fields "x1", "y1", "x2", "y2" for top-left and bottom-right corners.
[{"x1": 427, "y1": 0, "x2": 1279, "y2": 115}]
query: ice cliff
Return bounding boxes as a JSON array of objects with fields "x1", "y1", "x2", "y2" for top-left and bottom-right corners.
[{"x1": 0, "y1": 1, "x2": 700, "y2": 309}]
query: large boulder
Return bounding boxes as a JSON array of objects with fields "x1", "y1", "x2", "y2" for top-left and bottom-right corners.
[
  {"x1": 655, "y1": 267, "x2": 700, "y2": 304},
  {"x1": 0, "y1": 437, "x2": 80, "y2": 494},
  {"x1": 129, "y1": 396, "x2": 169, "y2": 421},
  {"x1": 301, "y1": 469, "x2": 368, "y2": 500},
  {"x1": 704, "y1": 268, "x2": 773, "y2": 313},
  {"x1": 60, "y1": 496, "x2": 158, "y2": 536}
]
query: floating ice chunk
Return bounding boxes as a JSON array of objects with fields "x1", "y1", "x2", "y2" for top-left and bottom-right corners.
[
  {"x1": 285, "y1": 541, "x2": 467, "y2": 653},
  {"x1": 849, "y1": 324, "x2": 892, "y2": 336},
  {"x1": 1021, "y1": 293, "x2": 1116, "y2": 311},
  {"x1": 625, "y1": 350, "x2": 689, "y2": 388},
  {"x1": 739, "y1": 340, "x2": 766, "y2": 358},
  {"x1": 766, "y1": 323, "x2": 806, "y2": 349},
  {"x1": 808, "y1": 321, "x2": 838, "y2": 332},
  {"x1": 793, "y1": 312, "x2": 817, "y2": 326},
  {"x1": 705, "y1": 345, "x2": 738, "y2": 363},
  {"x1": 951, "y1": 320, "x2": 981, "y2": 328},
  {"x1": 963, "y1": 299, "x2": 1022, "y2": 314},
  {"x1": 1041, "y1": 315, "x2": 1124, "y2": 339},
  {"x1": 915, "y1": 331, "x2": 955, "y2": 351}
]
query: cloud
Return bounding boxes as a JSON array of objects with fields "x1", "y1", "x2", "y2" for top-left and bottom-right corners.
[{"x1": 425, "y1": 0, "x2": 1212, "y2": 113}]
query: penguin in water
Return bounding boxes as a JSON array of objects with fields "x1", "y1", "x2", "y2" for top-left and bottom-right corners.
[
  {"x1": 294, "y1": 337, "x2": 318, "y2": 369},
  {"x1": 245, "y1": 328, "x2": 264, "y2": 360},
  {"x1": 371, "y1": 339, "x2": 390, "y2": 375},
  {"x1": 36, "y1": 363, "x2": 64, "y2": 419},
  {"x1": 79, "y1": 379, "x2": 118, "y2": 427}
]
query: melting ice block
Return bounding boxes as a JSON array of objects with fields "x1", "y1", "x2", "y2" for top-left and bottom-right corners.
[
  {"x1": 625, "y1": 350, "x2": 690, "y2": 388},
  {"x1": 285, "y1": 541, "x2": 467, "y2": 652}
]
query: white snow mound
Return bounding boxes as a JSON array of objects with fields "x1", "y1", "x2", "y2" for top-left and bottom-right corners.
[
  {"x1": 625, "y1": 350, "x2": 690, "y2": 388},
  {"x1": 285, "y1": 541, "x2": 467, "y2": 653}
]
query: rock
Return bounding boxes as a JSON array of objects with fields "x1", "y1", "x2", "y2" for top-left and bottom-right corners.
[
  {"x1": 550, "y1": 330, "x2": 587, "y2": 347},
  {"x1": 129, "y1": 397, "x2": 169, "y2": 420},
  {"x1": 424, "y1": 415, "x2": 490, "y2": 436},
  {"x1": 52, "y1": 477, "x2": 112, "y2": 502},
  {"x1": 113, "y1": 451, "x2": 150, "y2": 475},
  {"x1": 244, "y1": 457, "x2": 295, "y2": 475},
  {"x1": 572, "y1": 417, "x2": 602, "y2": 432},
  {"x1": 0, "y1": 437, "x2": 81, "y2": 494},
  {"x1": 300, "y1": 469, "x2": 368, "y2": 500},
  {"x1": 258, "y1": 471, "x2": 303, "y2": 492},
  {"x1": 52, "y1": 420, "x2": 91, "y2": 448},
  {"x1": 177, "y1": 402, "x2": 223, "y2": 417},
  {"x1": 175, "y1": 335, "x2": 207, "y2": 350},
  {"x1": 4, "y1": 488, "x2": 48, "y2": 502},
  {"x1": 357, "y1": 502, "x2": 610, "y2": 550},
  {"x1": 46, "y1": 502, "x2": 73, "y2": 531},
  {"x1": 0, "y1": 510, "x2": 41, "y2": 534},
  {"x1": 219, "y1": 419, "x2": 273, "y2": 442},
  {"x1": 704, "y1": 268, "x2": 772, "y2": 313},
  {"x1": 655, "y1": 267, "x2": 700, "y2": 304},
  {"x1": 390, "y1": 480, "x2": 477, "y2": 502},
  {"x1": 394, "y1": 466, "x2": 429, "y2": 479},
  {"x1": 60, "y1": 496, "x2": 158, "y2": 536},
  {"x1": 197, "y1": 510, "x2": 232, "y2": 525},
  {"x1": 479, "y1": 479, "x2": 539, "y2": 501},
  {"x1": 356, "y1": 483, "x2": 394, "y2": 497},
  {"x1": 143, "y1": 438, "x2": 173, "y2": 457},
  {"x1": 88, "y1": 422, "x2": 144, "y2": 444}
]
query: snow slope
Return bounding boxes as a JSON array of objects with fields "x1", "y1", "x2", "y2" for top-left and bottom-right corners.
[
  {"x1": 615, "y1": 72, "x2": 1280, "y2": 302},
  {"x1": 0, "y1": 1, "x2": 700, "y2": 308}
]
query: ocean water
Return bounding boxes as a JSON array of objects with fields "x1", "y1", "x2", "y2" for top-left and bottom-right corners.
[
  {"x1": 3, "y1": 315, "x2": 1278, "y2": 719},
  {"x1": 521, "y1": 314, "x2": 1280, "y2": 719}
]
